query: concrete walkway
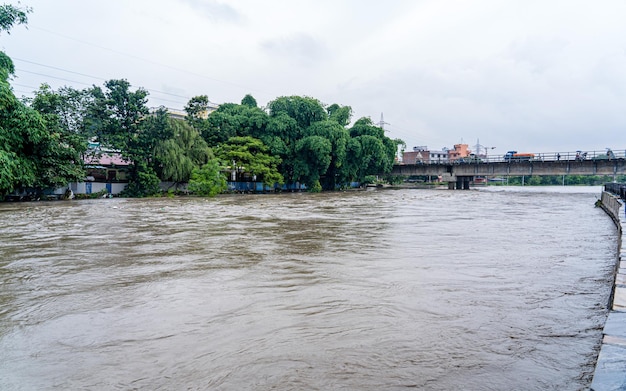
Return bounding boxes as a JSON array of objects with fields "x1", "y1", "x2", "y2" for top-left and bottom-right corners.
[{"x1": 591, "y1": 194, "x2": 626, "y2": 390}]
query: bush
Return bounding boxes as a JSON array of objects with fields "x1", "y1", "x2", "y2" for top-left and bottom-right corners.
[{"x1": 188, "y1": 160, "x2": 227, "y2": 197}]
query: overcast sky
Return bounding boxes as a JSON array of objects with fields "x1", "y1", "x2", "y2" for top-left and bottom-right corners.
[{"x1": 2, "y1": 0, "x2": 626, "y2": 155}]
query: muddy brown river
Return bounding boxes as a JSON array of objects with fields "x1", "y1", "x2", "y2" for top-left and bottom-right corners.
[{"x1": 0, "y1": 186, "x2": 617, "y2": 390}]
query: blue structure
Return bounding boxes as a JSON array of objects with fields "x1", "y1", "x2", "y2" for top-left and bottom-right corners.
[{"x1": 227, "y1": 182, "x2": 306, "y2": 193}]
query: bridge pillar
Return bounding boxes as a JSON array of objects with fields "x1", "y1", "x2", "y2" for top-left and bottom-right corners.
[
  {"x1": 455, "y1": 176, "x2": 471, "y2": 190},
  {"x1": 448, "y1": 181, "x2": 456, "y2": 190}
]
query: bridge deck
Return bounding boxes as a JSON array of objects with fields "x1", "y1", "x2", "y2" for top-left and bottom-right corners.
[{"x1": 392, "y1": 159, "x2": 626, "y2": 178}]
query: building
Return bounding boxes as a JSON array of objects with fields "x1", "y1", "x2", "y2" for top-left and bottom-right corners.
[
  {"x1": 429, "y1": 148, "x2": 449, "y2": 164},
  {"x1": 70, "y1": 144, "x2": 130, "y2": 196},
  {"x1": 150, "y1": 102, "x2": 220, "y2": 120},
  {"x1": 448, "y1": 143, "x2": 471, "y2": 162},
  {"x1": 401, "y1": 143, "x2": 472, "y2": 164},
  {"x1": 402, "y1": 146, "x2": 429, "y2": 164},
  {"x1": 84, "y1": 151, "x2": 129, "y2": 182}
]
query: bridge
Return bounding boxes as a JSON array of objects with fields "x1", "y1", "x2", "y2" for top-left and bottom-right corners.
[{"x1": 391, "y1": 149, "x2": 626, "y2": 189}]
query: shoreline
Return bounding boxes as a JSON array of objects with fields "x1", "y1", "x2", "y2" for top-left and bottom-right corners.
[{"x1": 591, "y1": 190, "x2": 626, "y2": 390}]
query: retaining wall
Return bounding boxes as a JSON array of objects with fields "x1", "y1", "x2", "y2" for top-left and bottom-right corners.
[{"x1": 591, "y1": 191, "x2": 626, "y2": 390}]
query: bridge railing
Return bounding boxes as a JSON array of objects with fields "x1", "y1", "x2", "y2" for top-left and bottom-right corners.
[{"x1": 400, "y1": 149, "x2": 626, "y2": 165}]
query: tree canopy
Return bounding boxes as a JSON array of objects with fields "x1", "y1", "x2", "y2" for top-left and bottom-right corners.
[
  {"x1": 0, "y1": 4, "x2": 402, "y2": 198},
  {"x1": 0, "y1": 3, "x2": 30, "y2": 35}
]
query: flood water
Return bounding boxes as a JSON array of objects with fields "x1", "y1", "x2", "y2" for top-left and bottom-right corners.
[{"x1": 0, "y1": 186, "x2": 618, "y2": 390}]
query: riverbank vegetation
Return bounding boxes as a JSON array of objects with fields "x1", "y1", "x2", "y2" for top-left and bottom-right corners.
[{"x1": 0, "y1": 4, "x2": 402, "y2": 199}]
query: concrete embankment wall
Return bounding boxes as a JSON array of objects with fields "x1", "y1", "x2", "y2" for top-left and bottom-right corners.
[
  {"x1": 591, "y1": 191, "x2": 626, "y2": 390},
  {"x1": 601, "y1": 191, "x2": 623, "y2": 236}
]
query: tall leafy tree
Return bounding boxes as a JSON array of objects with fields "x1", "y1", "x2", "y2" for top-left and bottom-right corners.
[
  {"x1": 203, "y1": 103, "x2": 241, "y2": 146},
  {"x1": 268, "y1": 96, "x2": 326, "y2": 130},
  {"x1": 0, "y1": 52, "x2": 85, "y2": 196},
  {"x1": 327, "y1": 103, "x2": 352, "y2": 127},
  {"x1": 85, "y1": 79, "x2": 158, "y2": 196},
  {"x1": 30, "y1": 84, "x2": 92, "y2": 137},
  {"x1": 87, "y1": 79, "x2": 149, "y2": 155},
  {"x1": 184, "y1": 95, "x2": 211, "y2": 136},
  {"x1": 0, "y1": 52, "x2": 38, "y2": 195},
  {"x1": 263, "y1": 113, "x2": 301, "y2": 184},
  {"x1": 215, "y1": 136, "x2": 283, "y2": 187},
  {"x1": 203, "y1": 102, "x2": 268, "y2": 146},
  {"x1": 293, "y1": 136, "x2": 332, "y2": 192},
  {"x1": 348, "y1": 117, "x2": 399, "y2": 180},
  {"x1": 154, "y1": 118, "x2": 212, "y2": 183},
  {"x1": 305, "y1": 120, "x2": 349, "y2": 190},
  {"x1": 185, "y1": 95, "x2": 209, "y2": 119},
  {"x1": 29, "y1": 84, "x2": 88, "y2": 187},
  {"x1": 241, "y1": 94, "x2": 257, "y2": 108}
]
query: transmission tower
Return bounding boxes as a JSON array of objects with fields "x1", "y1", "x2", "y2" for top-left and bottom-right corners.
[{"x1": 377, "y1": 112, "x2": 390, "y2": 131}]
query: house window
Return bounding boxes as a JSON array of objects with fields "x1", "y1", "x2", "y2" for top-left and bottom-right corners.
[{"x1": 107, "y1": 170, "x2": 117, "y2": 181}]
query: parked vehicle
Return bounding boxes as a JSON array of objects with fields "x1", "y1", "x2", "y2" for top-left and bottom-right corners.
[
  {"x1": 504, "y1": 151, "x2": 535, "y2": 162},
  {"x1": 593, "y1": 149, "x2": 619, "y2": 161},
  {"x1": 456, "y1": 154, "x2": 482, "y2": 164}
]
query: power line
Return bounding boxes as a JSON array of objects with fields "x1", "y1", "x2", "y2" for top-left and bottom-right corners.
[
  {"x1": 13, "y1": 57, "x2": 105, "y2": 82},
  {"x1": 13, "y1": 68, "x2": 194, "y2": 106},
  {"x1": 31, "y1": 26, "x2": 272, "y2": 97},
  {"x1": 16, "y1": 68, "x2": 93, "y2": 87},
  {"x1": 12, "y1": 82, "x2": 39, "y2": 90},
  {"x1": 13, "y1": 57, "x2": 194, "y2": 101}
]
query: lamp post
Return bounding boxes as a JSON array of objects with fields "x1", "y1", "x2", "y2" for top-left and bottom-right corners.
[{"x1": 476, "y1": 144, "x2": 496, "y2": 162}]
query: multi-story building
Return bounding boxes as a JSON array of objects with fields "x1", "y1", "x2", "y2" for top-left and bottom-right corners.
[
  {"x1": 150, "y1": 101, "x2": 220, "y2": 120},
  {"x1": 448, "y1": 143, "x2": 471, "y2": 162},
  {"x1": 401, "y1": 143, "x2": 472, "y2": 164},
  {"x1": 402, "y1": 146, "x2": 429, "y2": 164}
]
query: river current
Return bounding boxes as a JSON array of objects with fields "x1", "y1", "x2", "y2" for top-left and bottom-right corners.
[{"x1": 0, "y1": 186, "x2": 617, "y2": 390}]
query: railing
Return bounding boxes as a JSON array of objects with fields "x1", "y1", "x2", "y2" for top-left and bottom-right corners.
[
  {"x1": 605, "y1": 183, "x2": 626, "y2": 201},
  {"x1": 401, "y1": 149, "x2": 626, "y2": 165}
]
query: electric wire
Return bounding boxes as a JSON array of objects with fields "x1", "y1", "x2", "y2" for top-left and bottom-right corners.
[
  {"x1": 31, "y1": 26, "x2": 272, "y2": 97},
  {"x1": 13, "y1": 57, "x2": 195, "y2": 101},
  {"x1": 13, "y1": 68, "x2": 195, "y2": 106}
]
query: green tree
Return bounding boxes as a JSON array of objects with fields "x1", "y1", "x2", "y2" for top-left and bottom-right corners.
[
  {"x1": 293, "y1": 135, "x2": 332, "y2": 191},
  {"x1": 86, "y1": 79, "x2": 159, "y2": 196},
  {"x1": 353, "y1": 135, "x2": 388, "y2": 182},
  {"x1": 29, "y1": 84, "x2": 88, "y2": 188},
  {"x1": 30, "y1": 84, "x2": 92, "y2": 137},
  {"x1": 185, "y1": 95, "x2": 209, "y2": 119},
  {"x1": 263, "y1": 112, "x2": 301, "y2": 183},
  {"x1": 268, "y1": 96, "x2": 326, "y2": 130},
  {"x1": 326, "y1": 103, "x2": 352, "y2": 127},
  {"x1": 203, "y1": 103, "x2": 241, "y2": 146},
  {"x1": 154, "y1": 118, "x2": 212, "y2": 183},
  {"x1": 241, "y1": 94, "x2": 257, "y2": 108},
  {"x1": 348, "y1": 117, "x2": 399, "y2": 181},
  {"x1": 184, "y1": 95, "x2": 210, "y2": 136},
  {"x1": 215, "y1": 136, "x2": 283, "y2": 187},
  {"x1": 341, "y1": 137, "x2": 363, "y2": 185},
  {"x1": 0, "y1": 51, "x2": 85, "y2": 196},
  {"x1": 305, "y1": 120, "x2": 349, "y2": 190},
  {"x1": 87, "y1": 79, "x2": 150, "y2": 154},
  {"x1": 0, "y1": 3, "x2": 30, "y2": 35},
  {"x1": 188, "y1": 158, "x2": 227, "y2": 197},
  {"x1": 203, "y1": 102, "x2": 268, "y2": 146}
]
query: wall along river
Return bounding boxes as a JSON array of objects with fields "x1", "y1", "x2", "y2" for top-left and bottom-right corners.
[{"x1": 0, "y1": 186, "x2": 617, "y2": 390}]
